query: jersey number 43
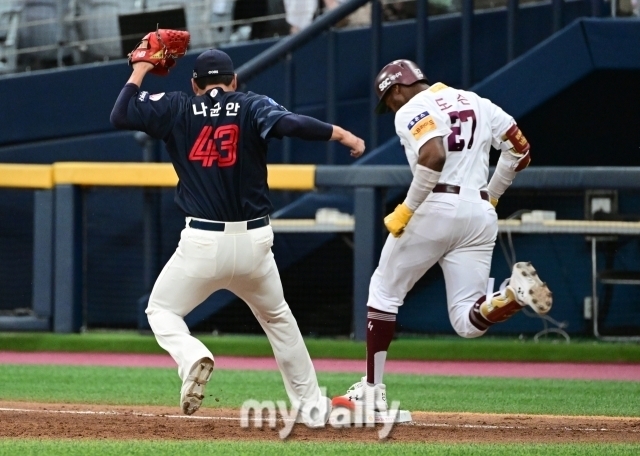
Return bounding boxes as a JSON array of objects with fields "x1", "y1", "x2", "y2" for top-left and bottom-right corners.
[{"x1": 189, "y1": 125, "x2": 239, "y2": 168}]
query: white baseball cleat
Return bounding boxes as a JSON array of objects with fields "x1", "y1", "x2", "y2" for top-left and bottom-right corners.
[
  {"x1": 180, "y1": 357, "x2": 214, "y2": 416},
  {"x1": 507, "y1": 262, "x2": 553, "y2": 315},
  {"x1": 331, "y1": 376, "x2": 387, "y2": 412}
]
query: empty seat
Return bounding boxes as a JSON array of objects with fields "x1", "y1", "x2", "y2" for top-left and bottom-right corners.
[
  {"x1": 18, "y1": 0, "x2": 70, "y2": 63},
  {"x1": 76, "y1": 0, "x2": 141, "y2": 59},
  {"x1": 209, "y1": 0, "x2": 234, "y2": 47},
  {"x1": 0, "y1": 1, "x2": 21, "y2": 73},
  {"x1": 145, "y1": 0, "x2": 234, "y2": 49}
]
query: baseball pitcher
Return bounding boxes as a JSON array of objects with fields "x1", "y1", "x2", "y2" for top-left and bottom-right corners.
[
  {"x1": 333, "y1": 60, "x2": 552, "y2": 412},
  {"x1": 110, "y1": 30, "x2": 365, "y2": 425}
]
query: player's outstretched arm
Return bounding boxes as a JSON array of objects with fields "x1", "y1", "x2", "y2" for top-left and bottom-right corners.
[
  {"x1": 330, "y1": 126, "x2": 365, "y2": 158},
  {"x1": 270, "y1": 114, "x2": 365, "y2": 158}
]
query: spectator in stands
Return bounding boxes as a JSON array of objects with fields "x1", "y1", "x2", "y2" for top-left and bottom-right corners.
[
  {"x1": 323, "y1": 0, "x2": 371, "y2": 28},
  {"x1": 233, "y1": 0, "x2": 291, "y2": 40},
  {"x1": 283, "y1": 0, "x2": 319, "y2": 33},
  {"x1": 321, "y1": 0, "x2": 450, "y2": 29}
]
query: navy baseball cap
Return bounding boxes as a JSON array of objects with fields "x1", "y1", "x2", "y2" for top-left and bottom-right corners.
[{"x1": 192, "y1": 49, "x2": 235, "y2": 79}]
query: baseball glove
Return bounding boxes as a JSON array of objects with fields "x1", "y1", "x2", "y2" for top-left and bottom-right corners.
[{"x1": 128, "y1": 28, "x2": 190, "y2": 76}]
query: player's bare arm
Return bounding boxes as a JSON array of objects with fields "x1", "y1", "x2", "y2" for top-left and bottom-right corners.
[
  {"x1": 271, "y1": 116, "x2": 365, "y2": 159},
  {"x1": 127, "y1": 62, "x2": 154, "y2": 86},
  {"x1": 416, "y1": 136, "x2": 446, "y2": 171},
  {"x1": 331, "y1": 126, "x2": 365, "y2": 157}
]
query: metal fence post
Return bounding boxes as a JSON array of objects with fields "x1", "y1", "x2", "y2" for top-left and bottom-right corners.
[
  {"x1": 326, "y1": 29, "x2": 337, "y2": 164},
  {"x1": 353, "y1": 186, "x2": 383, "y2": 341},
  {"x1": 283, "y1": 52, "x2": 294, "y2": 164},
  {"x1": 370, "y1": 0, "x2": 382, "y2": 150},
  {"x1": 416, "y1": 0, "x2": 429, "y2": 70},
  {"x1": 591, "y1": 0, "x2": 603, "y2": 16},
  {"x1": 461, "y1": 0, "x2": 474, "y2": 88},
  {"x1": 53, "y1": 184, "x2": 84, "y2": 333},
  {"x1": 552, "y1": 0, "x2": 563, "y2": 33},
  {"x1": 32, "y1": 189, "x2": 54, "y2": 328},
  {"x1": 507, "y1": 0, "x2": 519, "y2": 62}
]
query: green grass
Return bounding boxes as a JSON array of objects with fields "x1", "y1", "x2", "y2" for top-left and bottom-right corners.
[
  {"x1": 1, "y1": 332, "x2": 640, "y2": 363},
  {"x1": 1, "y1": 365, "x2": 638, "y2": 416},
  {"x1": 0, "y1": 440, "x2": 638, "y2": 456}
]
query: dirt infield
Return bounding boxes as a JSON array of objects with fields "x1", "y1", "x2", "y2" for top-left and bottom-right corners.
[{"x1": 1, "y1": 401, "x2": 639, "y2": 443}]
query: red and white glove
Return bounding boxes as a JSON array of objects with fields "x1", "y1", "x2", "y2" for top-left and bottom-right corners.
[{"x1": 128, "y1": 29, "x2": 190, "y2": 76}]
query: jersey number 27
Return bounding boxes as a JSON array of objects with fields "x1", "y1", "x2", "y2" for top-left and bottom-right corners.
[
  {"x1": 448, "y1": 109, "x2": 476, "y2": 152},
  {"x1": 189, "y1": 125, "x2": 239, "y2": 167}
]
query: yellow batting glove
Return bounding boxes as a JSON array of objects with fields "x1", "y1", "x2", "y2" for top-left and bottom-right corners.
[
  {"x1": 490, "y1": 197, "x2": 499, "y2": 208},
  {"x1": 384, "y1": 203, "x2": 414, "y2": 238}
]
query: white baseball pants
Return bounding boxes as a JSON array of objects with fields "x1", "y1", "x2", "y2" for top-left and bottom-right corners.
[
  {"x1": 146, "y1": 218, "x2": 326, "y2": 417},
  {"x1": 368, "y1": 188, "x2": 498, "y2": 338}
]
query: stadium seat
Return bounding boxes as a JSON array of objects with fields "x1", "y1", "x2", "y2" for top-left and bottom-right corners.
[
  {"x1": 209, "y1": 0, "x2": 234, "y2": 47},
  {"x1": 18, "y1": 0, "x2": 72, "y2": 64},
  {"x1": 76, "y1": 0, "x2": 141, "y2": 60},
  {"x1": 0, "y1": 1, "x2": 21, "y2": 73},
  {"x1": 145, "y1": 0, "x2": 234, "y2": 49}
]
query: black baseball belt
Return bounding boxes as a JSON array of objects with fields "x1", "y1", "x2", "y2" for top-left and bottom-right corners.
[
  {"x1": 432, "y1": 184, "x2": 490, "y2": 202},
  {"x1": 189, "y1": 215, "x2": 270, "y2": 232}
]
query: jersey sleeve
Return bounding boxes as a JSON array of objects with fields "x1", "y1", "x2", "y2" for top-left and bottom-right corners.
[
  {"x1": 248, "y1": 95, "x2": 292, "y2": 140},
  {"x1": 394, "y1": 98, "x2": 451, "y2": 154},
  {"x1": 482, "y1": 97, "x2": 516, "y2": 150},
  {"x1": 125, "y1": 91, "x2": 187, "y2": 140}
]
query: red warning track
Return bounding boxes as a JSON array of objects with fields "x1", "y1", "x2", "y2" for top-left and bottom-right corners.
[{"x1": 1, "y1": 351, "x2": 638, "y2": 381}]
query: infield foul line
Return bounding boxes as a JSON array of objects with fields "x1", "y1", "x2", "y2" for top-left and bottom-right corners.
[{"x1": 0, "y1": 407, "x2": 636, "y2": 433}]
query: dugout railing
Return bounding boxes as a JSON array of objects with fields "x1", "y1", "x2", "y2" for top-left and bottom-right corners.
[{"x1": 2, "y1": 163, "x2": 640, "y2": 342}]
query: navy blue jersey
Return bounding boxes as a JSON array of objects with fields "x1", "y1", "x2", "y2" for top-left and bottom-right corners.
[{"x1": 124, "y1": 88, "x2": 290, "y2": 221}]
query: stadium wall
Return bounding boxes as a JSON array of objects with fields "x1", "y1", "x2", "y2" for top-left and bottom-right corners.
[{"x1": 1, "y1": 8, "x2": 639, "y2": 337}]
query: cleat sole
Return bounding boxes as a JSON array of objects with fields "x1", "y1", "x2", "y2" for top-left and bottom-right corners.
[
  {"x1": 511, "y1": 262, "x2": 553, "y2": 315},
  {"x1": 181, "y1": 358, "x2": 214, "y2": 416}
]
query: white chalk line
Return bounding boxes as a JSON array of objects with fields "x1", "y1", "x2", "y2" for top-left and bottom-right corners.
[
  {"x1": 1, "y1": 407, "x2": 638, "y2": 433},
  {"x1": 405, "y1": 421, "x2": 639, "y2": 433}
]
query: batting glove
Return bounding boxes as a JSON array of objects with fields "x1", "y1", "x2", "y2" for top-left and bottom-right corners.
[
  {"x1": 490, "y1": 196, "x2": 499, "y2": 208},
  {"x1": 384, "y1": 203, "x2": 414, "y2": 238}
]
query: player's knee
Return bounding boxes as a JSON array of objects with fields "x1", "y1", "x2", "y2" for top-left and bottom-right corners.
[
  {"x1": 454, "y1": 326, "x2": 485, "y2": 339},
  {"x1": 368, "y1": 291, "x2": 402, "y2": 314},
  {"x1": 145, "y1": 302, "x2": 158, "y2": 315},
  {"x1": 450, "y1": 311, "x2": 486, "y2": 338}
]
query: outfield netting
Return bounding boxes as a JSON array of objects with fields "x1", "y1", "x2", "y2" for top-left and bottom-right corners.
[
  {"x1": 0, "y1": 186, "x2": 639, "y2": 338},
  {"x1": 0, "y1": 189, "x2": 35, "y2": 316}
]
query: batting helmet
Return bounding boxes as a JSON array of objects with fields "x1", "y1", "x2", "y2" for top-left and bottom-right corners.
[{"x1": 374, "y1": 59, "x2": 428, "y2": 113}]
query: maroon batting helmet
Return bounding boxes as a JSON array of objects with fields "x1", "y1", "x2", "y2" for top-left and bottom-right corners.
[{"x1": 374, "y1": 59, "x2": 428, "y2": 113}]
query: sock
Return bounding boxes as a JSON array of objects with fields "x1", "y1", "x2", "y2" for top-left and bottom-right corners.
[
  {"x1": 366, "y1": 307, "x2": 396, "y2": 385},
  {"x1": 469, "y1": 290, "x2": 521, "y2": 330},
  {"x1": 469, "y1": 295, "x2": 492, "y2": 331}
]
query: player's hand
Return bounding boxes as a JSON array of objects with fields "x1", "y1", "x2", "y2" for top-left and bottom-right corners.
[
  {"x1": 340, "y1": 131, "x2": 365, "y2": 158},
  {"x1": 332, "y1": 127, "x2": 365, "y2": 158},
  {"x1": 384, "y1": 203, "x2": 414, "y2": 237},
  {"x1": 131, "y1": 61, "x2": 155, "y2": 72},
  {"x1": 490, "y1": 196, "x2": 498, "y2": 208},
  {"x1": 346, "y1": 134, "x2": 365, "y2": 158}
]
